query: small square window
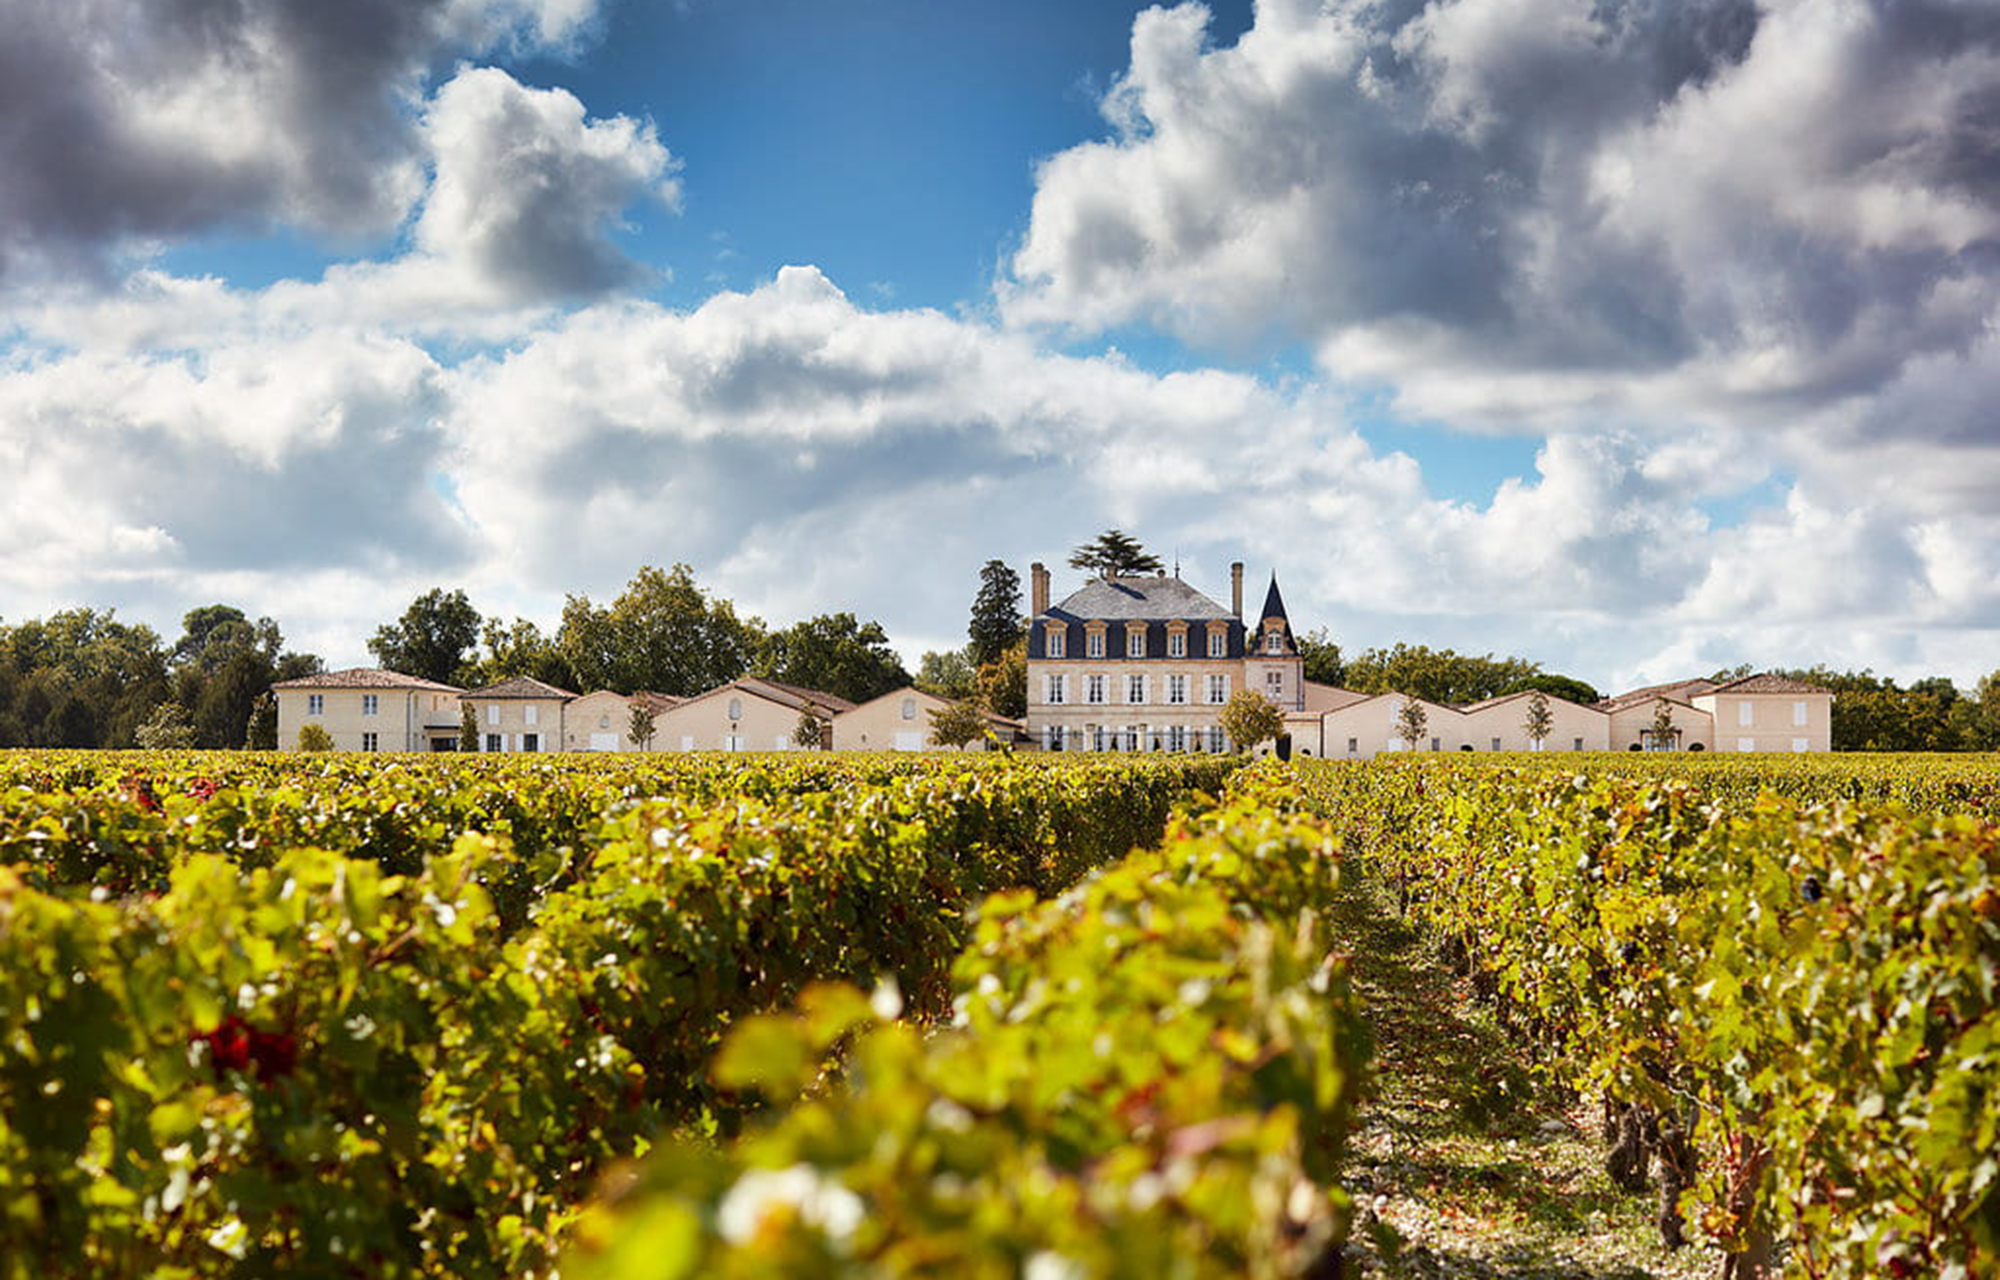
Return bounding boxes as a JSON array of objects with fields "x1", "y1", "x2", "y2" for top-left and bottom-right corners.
[
  {"x1": 361, "y1": 732, "x2": 379, "y2": 752},
  {"x1": 485, "y1": 734, "x2": 501, "y2": 752}
]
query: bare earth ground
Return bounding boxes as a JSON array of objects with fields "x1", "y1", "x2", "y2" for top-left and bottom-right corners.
[{"x1": 1334, "y1": 871, "x2": 1717, "y2": 1280}]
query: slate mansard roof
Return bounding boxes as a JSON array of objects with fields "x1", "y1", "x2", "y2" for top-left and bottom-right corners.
[{"x1": 1046, "y1": 574, "x2": 1234, "y2": 623}]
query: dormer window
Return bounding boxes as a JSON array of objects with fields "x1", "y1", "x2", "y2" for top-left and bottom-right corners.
[
  {"x1": 1047, "y1": 628, "x2": 1065, "y2": 658},
  {"x1": 1126, "y1": 630, "x2": 1145, "y2": 658},
  {"x1": 1167, "y1": 631, "x2": 1186, "y2": 658},
  {"x1": 1208, "y1": 630, "x2": 1226, "y2": 658},
  {"x1": 1265, "y1": 630, "x2": 1283, "y2": 654},
  {"x1": 1086, "y1": 630, "x2": 1104, "y2": 658}
]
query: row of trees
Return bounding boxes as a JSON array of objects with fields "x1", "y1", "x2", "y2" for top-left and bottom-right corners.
[
  {"x1": 366, "y1": 567, "x2": 914, "y2": 708},
  {"x1": 0, "y1": 606, "x2": 321, "y2": 749}
]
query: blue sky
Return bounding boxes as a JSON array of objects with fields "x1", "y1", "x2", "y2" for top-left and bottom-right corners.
[{"x1": 4, "y1": 0, "x2": 1999, "y2": 690}]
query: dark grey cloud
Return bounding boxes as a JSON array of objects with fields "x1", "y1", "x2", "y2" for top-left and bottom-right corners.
[
  {"x1": 1006, "y1": 0, "x2": 2000, "y2": 435},
  {"x1": 0, "y1": 0, "x2": 597, "y2": 282}
]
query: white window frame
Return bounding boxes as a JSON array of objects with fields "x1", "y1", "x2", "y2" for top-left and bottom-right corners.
[
  {"x1": 1793, "y1": 701, "x2": 1808, "y2": 727},
  {"x1": 901, "y1": 698, "x2": 917, "y2": 721},
  {"x1": 522, "y1": 733, "x2": 539, "y2": 753},
  {"x1": 1737, "y1": 737, "x2": 1756, "y2": 752},
  {"x1": 1266, "y1": 630, "x2": 1283, "y2": 654},
  {"x1": 1168, "y1": 725, "x2": 1186, "y2": 751},
  {"x1": 1167, "y1": 674, "x2": 1188, "y2": 705},
  {"x1": 524, "y1": 704, "x2": 539, "y2": 726},
  {"x1": 1086, "y1": 674, "x2": 1106, "y2": 704},
  {"x1": 1738, "y1": 702, "x2": 1755, "y2": 727},
  {"x1": 1266, "y1": 669, "x2": 1284, "y2": 693},
  {"x1": 1167, "y1": 631, "x2": 1186, "y2": 658},
  {"x1": 1208, "y1": 630, "x2": 1226, "y2": 658},
  {"x1": 361, "y1": 694, "x2": 378, "y2": 716},
  {"x1": 1047, "y1": 628, "x2": 1065, "y2": 658},
  {"x1": 1126, "y1": 630, "x2": 1145, "y2": 658},
  {"x1": 1086, "y1": 630, "x2": 1104, "y2": 658},
  {"x1": 1207, "y1": 674, "x2": 1228, "y2": 704},
  {"x1": 1792, "y1": 737, "x2": 1809, "y2": 752},
  {"x1": 308, "y1": 694, "x2": 324, "y2": 716},
  {"x1": 1046, "y1": 673, "x2": 1068, "y2": 704},
  {"x1": 485, "y1": 733, "x2": 502, "y2": 753},
  {"x1": 361, "y1": 731, "x2": 379, "y2": 752},
  {"x1": 1126, "y1": 674, "x2": 1145, "y2": 705},
  {"x1": 487, "y1": 704, "x2": 499, "y2": 725},
  {"x1": 1209, "y1": 727, "x2": 1227, "y2": 753}
]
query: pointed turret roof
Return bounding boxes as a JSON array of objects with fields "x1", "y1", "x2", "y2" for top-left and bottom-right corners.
[{"x1": 1259, "y1": 573, "x2": 1291, "y2": 624}]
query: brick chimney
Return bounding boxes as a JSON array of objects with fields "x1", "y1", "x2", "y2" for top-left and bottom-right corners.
[
  {"x1": 1230, "y1": 562, "x2": 1244, "y2": 617},
  {"x1": 1031, "y1": 562, "x2": 1050, "y2": 617}
]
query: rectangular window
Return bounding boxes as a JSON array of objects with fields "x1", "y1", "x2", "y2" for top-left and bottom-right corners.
[
  {"x1": 1346, "y1": 737, "x2": 1358, "y2": 755},
  {"x1": 1209, "y1": 727, "x2": 1226, "y2": 753},
  {"x1": 1266, "y1": 631, "x2": 1283, "y2": 654},
  {"x1": 1047, "y1": 629, "x2": 1065, "y2": 659},
  {"x1": 1092, "y1": 725, "x2": 1106, "y2": 751},
  {"x1": 1492, "y1": 737, "x2": 1502, "y2": 751},
  {"x1": 308, "y1": 694, "x2": 324, "y2": 715},
  {"x1": 1738, "y1": 702, "x2": 1754, "y2": 727},
  {"x1": 1046, "y1": 674, "x2": 1067, "y2": 705},
  {"x1": 487, "y1": 704, "x2": 499, "y2": 725},
  {"x1": 523, "y1": 733, "x2": 539, "y2": 753},
  {"x1": 1126, "y1": 674, "x2": 1146, "y2": 704},
  {"x1": 1167, "y1": 675, "x2": 1187, "y2": 705},
  {"x1": 361, "y1": 694, "x2": 378, "y2": 716},
  {"x1": 1737, "y1": 737, "x2": 1756, "y2": 752},
  {"x1": 525, "y1": 705, "x2": 539, "y2": 726},
  {"x1": 1167, "y1": 631, "x2": 1186, "y2": 657},
  {"x1": 1126, "y1": 630, "x2": 1145, "y2": 658},
  {"x1": 1574, "y1": 737, "x2": 1584, "y2": 751},
  {"x1": 1266, "y1": 670, "x2": 1284, "y2": 693},
  {"x1": 485, "y1": 734, "x2": 502, "y2": 752},
  {"x1": 1793, "y1": 701, "x2": 1808, "y2": 727},
  {"x1": 1086, "y1": 631, "x2": 1104, "y2": 658},
  {"x1": 1086, "y1": 674, "x2": 1106, "y2": 704},
  {"x1": 1045, "y1": 726, "x2": 1063, "y2": 751},
  {"x1": 1207, "y1": 674, "x2": 1228, "y2": 704},
  {"x1": 1792, "y1": 738, "x2": 1809, "y2": 752},
  {"x1": 680, "y1": 735, "x2": 695, "y2": 751},
  {"x1": 1168, "y1": 725, "x2": 1186, "y2": 751},
  {"x1": 361, "y1": 732, "x2": 378, "y2": 752},
  {"x1": 1208, "y1": 630, "x2": 1226, "y2": 658}
]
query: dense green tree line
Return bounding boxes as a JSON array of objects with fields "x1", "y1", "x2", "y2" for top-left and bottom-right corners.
[{"x1": 0, "y1": 606, "x2": 319, "y2": 749}]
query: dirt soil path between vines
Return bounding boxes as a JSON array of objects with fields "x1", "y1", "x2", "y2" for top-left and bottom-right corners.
[{"x1": 1334, "y1": 870, "x2": 1714, "y2": 1280}]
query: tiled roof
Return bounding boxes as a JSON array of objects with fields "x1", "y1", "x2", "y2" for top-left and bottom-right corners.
[
  {"x1": 735, "y1": 677, "x2": 858, "y2": 715},
  {"x1": 631, "y1": 690, "x2": 683, "y2": 712},
  {"x1": 1596, "y1": 678, "x2": 1718, "y2": 713},
  {"x1": 1712, "y1": 673, "x2": 1832, "y2": 696},
  {"x1": 1047, "y1": 574, "x2": 1233, "y2": 622},
  {"x1": 465, "y1": 675, "x2": 578, "y2": 700},
  {"x1": 272, "y1": 667, "x2": 463, "y2": 693},
  {"x1": 1301, "y1": 681, "x2": 1371, "y2": 714}
]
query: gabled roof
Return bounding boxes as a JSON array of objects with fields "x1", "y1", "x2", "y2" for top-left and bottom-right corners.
[
  {"x1": 465, "y1": 675, "x2": 578, "y2": 700},
  {"x1": 1595, "y1": 678, "x2": 1718, "y2": 713},
  {"x1": 1457, "y1": 689, "x2": 1609, "y2": 716},
  {"x1": 1047, "y1": 574, "x2": 1233, "y2": 622},
  {"x1": 1710, "y1": 673, "x2": 1831, "y2": 696},
  {"x1": 675, "y1": 677, "x2": 856, "y2": 717},
  {"x1": 1300, "y1": 681, "x2": 1370, "y2": 714},
  {"x1": 273, "y1": 667, "x2": 462, "y2": 694},
  {"x1": 632, "y1": 690, "x2": 683, "y2": 712}
]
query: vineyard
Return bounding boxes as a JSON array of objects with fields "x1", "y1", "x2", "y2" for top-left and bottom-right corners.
[{"x1": 1, "y1": 750, "x2": 1996, "y2": 1277}]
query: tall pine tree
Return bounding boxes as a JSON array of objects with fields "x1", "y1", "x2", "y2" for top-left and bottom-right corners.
[{"x1": 967, "y1": 560, "x2": 1024, "y2": 666}]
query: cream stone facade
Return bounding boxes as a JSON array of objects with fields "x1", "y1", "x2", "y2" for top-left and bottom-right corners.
[
  {"x1": 653, "y1": 678, "x2": 855, "y2": 752},
  {"x1": 460, "y1": 676, "x2": 576, "y2": 754},
  {"x1": 1024, "y1": 562, "x2": 1302, "y2": 753},
  {"x1": 274, "y1": 668, "x2": 463, "y2": 752},
  {"x1": 831, "y1": 687, "x2": 1019, "y2": 751},
  {"x1": 562, "y1": 690, "x2": 637, "y2": 751}
]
